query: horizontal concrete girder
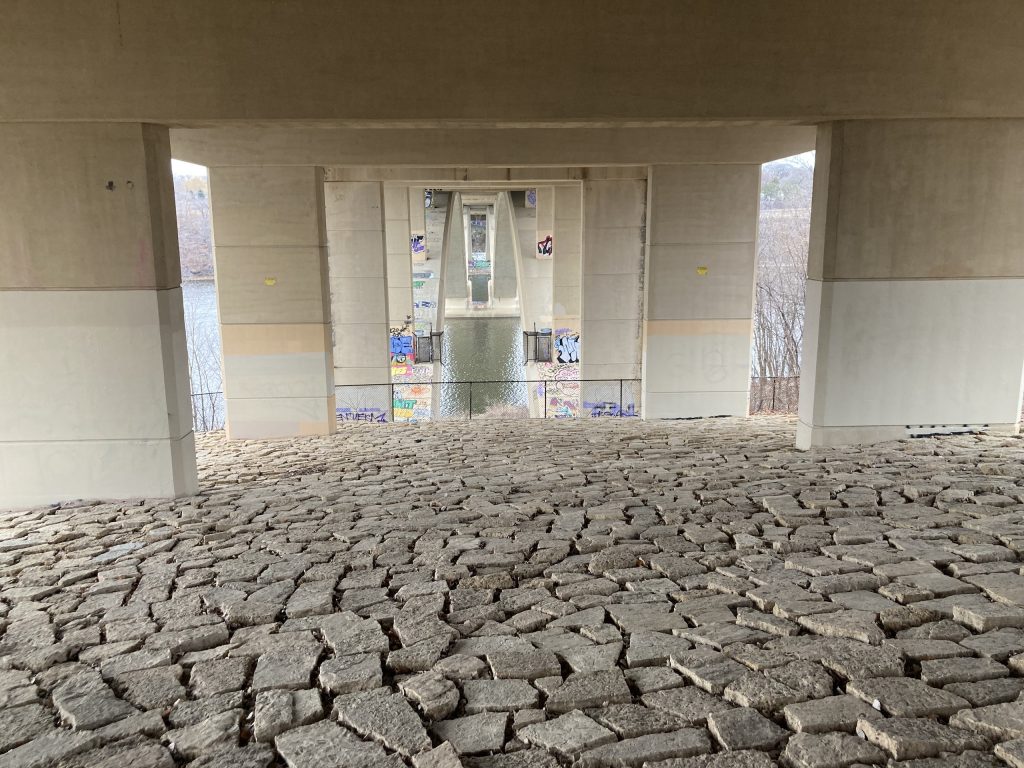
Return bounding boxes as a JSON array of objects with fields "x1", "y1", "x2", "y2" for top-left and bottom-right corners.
[
  {"x1": 170, "y1": 125, "x2": 816, "y2": 169},
  {"x1": 4, "y1": 1, "x2": 1024, "y2": 123}
]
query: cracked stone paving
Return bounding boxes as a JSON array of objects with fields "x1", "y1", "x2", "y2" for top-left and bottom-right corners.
[{"x1": 3, "y1": 416, "x2": 1024, "y2": 768}]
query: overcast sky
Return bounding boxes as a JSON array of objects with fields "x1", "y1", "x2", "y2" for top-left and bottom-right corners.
[{"x1": 172, "y1": 159, "x2": 207, "y2": 176}]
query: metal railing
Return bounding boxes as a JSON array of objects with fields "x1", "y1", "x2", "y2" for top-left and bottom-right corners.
[
  {"x1": 336, "y1": 379, "x2": 641, "y2": 422},
  {"x1": 192, "y1": 377, "x2": 802, "y2": 432},
  {"x1": 749, "y1": 376, "x2": 800, "y2": 414}
]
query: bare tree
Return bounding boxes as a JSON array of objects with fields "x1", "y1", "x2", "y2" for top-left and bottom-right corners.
[
  {"x1": 750, "y1": 156, "x2": 813, "y2": 412},
  {"x1": 184, "y1": 296, "x2": 225, "y2": 432}
]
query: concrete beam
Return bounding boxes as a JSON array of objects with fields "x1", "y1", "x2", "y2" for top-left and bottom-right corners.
[
  {"x1": 5, "y1": 2, "x2": 1024, "y2": 123},
  {"x1": 171, "y1": 127, "x2": 814, "y2": 169}
]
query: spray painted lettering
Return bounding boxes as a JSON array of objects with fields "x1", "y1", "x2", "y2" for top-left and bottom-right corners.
[
  {"x1": 583, "y1": 401, "x2": 638, "y2": 418},
  {"x1": 337, "y1": 407, "x2": 388, "y2": 423},
  {"x1": 555, "y1": 333, "x2": 580, "y2": 364}
]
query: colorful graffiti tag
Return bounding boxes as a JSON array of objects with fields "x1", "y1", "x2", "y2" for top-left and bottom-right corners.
[
  {"x1": 554, "y1": 333, "x2": 580, "y2": 364},
  {"x1": 410, "y1": 234, "x2": 426, "y2": 255},
  {"x1": 583, "y1": 401, "x2": 638, "y2": 417}
]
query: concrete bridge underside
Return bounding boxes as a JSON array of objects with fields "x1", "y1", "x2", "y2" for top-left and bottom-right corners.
[{"x1": 2, "y1": 2, "x2": 1024, "y2": 507}]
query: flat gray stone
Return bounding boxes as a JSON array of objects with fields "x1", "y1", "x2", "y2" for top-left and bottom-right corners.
[
  {"x1": 577, "y1": 728, "x2": 710, "y2": 767},
  {"x1": 275, "y1": 720, "x2": 404, "y2": 768},
  {"x1": 333, "y1": 689, "x2": 432, "y2": 756},
  {"x1": 519, "y1": 710, "x2": 616, "y2": 760},
  {"x1": 545, "y1": 669, "x2": 631, "y2": 714},
  {"x1": 430, "y1": 712, "x2": 508, "y2": 754},
  {"x1": 857, "y1": 716, "x2": 991, "y2": 760}
]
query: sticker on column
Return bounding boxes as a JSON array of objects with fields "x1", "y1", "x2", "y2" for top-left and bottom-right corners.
[
  {"x1": 537, "y1": 231, "x2": 553, "y2": 260},
  {"x1": 525, "y1": 188, "x2": 537, "y2": 208},
  {"x1": 264, "y1": 277, "x2": 277, "y2": 286},
  {"x1": 696, "y1": 266, "x2": 708, "y2": 276},
  {"x1": 410, "y1": 233, "x2": 426, "y2": 257}
]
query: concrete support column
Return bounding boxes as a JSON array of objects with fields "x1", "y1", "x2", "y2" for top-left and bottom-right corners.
[
  {"x1": 553, "y1": 185, "x2": 583, "y2": 336},
  {"x1": 443, "y1": 193, "x2": 468, "y2": 306},
  {"x1": 581, "y1": 177, "x2": 647, "y2": 383},
  {"x1": 0, "y1": 123, "x2": 197, "y2": 507},
  {"x1": 209, "y1": 166, "x2": 335, "y2": 439},
  {"x1": 493, "y1": 192, "x2": 519, "y2": 302},
  {"x1": 383, "y1": 184, "x2": 414, "y2": 327},
  {"x1": 798, "y1": 120, "x2": 1024, "y2": 448},
  {"x1": 643, "y1": 164, "x2": 761, "y2": 418},
  {"x1": 324, "y1": 182, "x2": 391, "y2": 389},
  {"x1": 514, "y1": 192, "x2": 551, "y2": 333}
]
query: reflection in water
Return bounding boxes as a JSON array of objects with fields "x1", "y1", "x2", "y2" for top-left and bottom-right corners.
[{"x1": 441, "y1": 317, "x2": 526, "y2": 418}]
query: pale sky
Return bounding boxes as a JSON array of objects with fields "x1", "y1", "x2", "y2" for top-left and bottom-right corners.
[{"x1": 172, "y1": 159, "x2": 208, "y2": 176}]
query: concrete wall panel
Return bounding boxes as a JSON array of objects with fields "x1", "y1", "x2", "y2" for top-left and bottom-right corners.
[
  {"x1": 0, "y1": 123, "x2": 180, "y2": 290},
  {"x1": 0, "y1": 288, "x2": 193, "y2": 442},
  {"x1": 821, "y1": 121, "x2": 1024, "y2": 280},
  {"x1": 0, "y1": 433, "x2": 196, "y2": 510},
  {"x1": 647, "y1": 243, "x2": 756, "y2": 320},
  {"x1": 210, "y1": 167, "x2": 322, "y2": 247},
  {"x1": 224, "y1": 396, "x2": 337, "y2": 440},
  {"x1": 801, "y1": 277, "x2": 1024, "y2": 430},
  {"x1": 215, "y1": 246, "x2": 330, "y2": 324}
]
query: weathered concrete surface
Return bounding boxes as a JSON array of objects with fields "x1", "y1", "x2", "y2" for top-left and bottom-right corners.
[{"x1": 1, "y1": 416, "x2": 1024, "y2": 765}]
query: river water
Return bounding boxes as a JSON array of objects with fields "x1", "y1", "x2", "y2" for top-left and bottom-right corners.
[
  {"x1": 440, "y1": 317, "x2": 527, "y2": 417},
  {"x1": 180, "y1": 280, "x2": 528, "y2": 423}
]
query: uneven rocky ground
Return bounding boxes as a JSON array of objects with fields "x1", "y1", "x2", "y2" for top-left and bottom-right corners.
[{"x1": 2, "y1": 417, "x2": 1024, "y2": 767}]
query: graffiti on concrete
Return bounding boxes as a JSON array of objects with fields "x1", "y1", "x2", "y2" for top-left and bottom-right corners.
[
  {"x1": 526, "y1": 188, "x2": 537, "y2": 208},
  {"x1": 413, "y1": 300, "x2": 437, "y2": 309},
  {"x1": 337, "y1": 407, "x2": 387, "y2": 423},
  {"x1": 583, "y1": 401, "x2": 638, "y2": 418},
  {"x1": 554, "y1": 333, "x2": 580, "y2": 364},
  {"x1": 537, "y1": 234, "x2": 553, "y2": 258},
  {"x1": 390, "y1": 333, "x2": 415, "y2": 363},
  {"x1": 411, "y1": 234, "x2": 426, "y2": 255}
]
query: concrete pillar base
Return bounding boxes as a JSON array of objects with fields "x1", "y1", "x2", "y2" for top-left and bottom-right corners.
[
  {"x1": 797, "y1": 421, "x2": 1020, "y2": 450},
  {"x1": 0, "y1": 123, "x2": 197, "y2": 509}
]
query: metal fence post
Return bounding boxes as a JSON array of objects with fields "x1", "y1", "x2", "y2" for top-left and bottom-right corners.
[
  {"x1": 468, "y1": 382, "x2": 472, "y2": 420},
  {"x1": 619, "y1": 379, "x2": 624, "y2": 418},
  {"x1": 543, "y1": 381, "x2": 548, "y2": 419},
  {"x1": 390, "y1": 382, "x2": 395, "y2": 422}
]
